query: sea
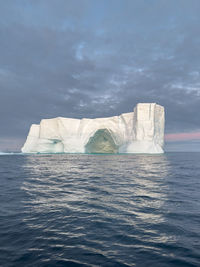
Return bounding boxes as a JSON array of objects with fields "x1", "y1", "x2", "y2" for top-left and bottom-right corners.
[{"x1": 0, "y1": 153, "x2": 200, "y2": 267}]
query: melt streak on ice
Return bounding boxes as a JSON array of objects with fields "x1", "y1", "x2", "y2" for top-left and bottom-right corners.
[{"x1": 21, "y1": 103, "x2": 165, "y2": 154}]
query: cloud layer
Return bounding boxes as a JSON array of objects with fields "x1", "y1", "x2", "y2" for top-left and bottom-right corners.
[{"x1": 0, "y1": 0, "x2": 200, "y2": 150}]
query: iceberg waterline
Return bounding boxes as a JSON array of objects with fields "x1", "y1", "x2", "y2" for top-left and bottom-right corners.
[{"x1": 21, "y1": 103, "x2": 165, "y2": 154}]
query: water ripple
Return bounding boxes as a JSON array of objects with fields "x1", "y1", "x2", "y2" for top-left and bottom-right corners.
[{"x1": 0, "y1": 153, "x2": 200, "y2": 266}]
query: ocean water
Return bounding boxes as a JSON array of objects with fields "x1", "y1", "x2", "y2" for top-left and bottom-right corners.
[{"x1": 0, "y1": 153, "x2": 200, "y2": 267}]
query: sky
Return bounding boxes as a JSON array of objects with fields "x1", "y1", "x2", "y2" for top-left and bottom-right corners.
[{"x1": 0, "y1": 0, "x2": 200, "y2": 151}]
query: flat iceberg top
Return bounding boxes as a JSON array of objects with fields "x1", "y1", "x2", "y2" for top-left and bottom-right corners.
[
  {"x1": 21, "y1": 103, "x2": 165, "y2": 154},
  {"x1": 41, "y1": 111, "x2": 133, "y2": 123}
]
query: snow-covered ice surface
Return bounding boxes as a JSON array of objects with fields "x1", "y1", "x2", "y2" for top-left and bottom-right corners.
[{"x1": 21, "y1": 103, "x2": 165, "y2": 154}]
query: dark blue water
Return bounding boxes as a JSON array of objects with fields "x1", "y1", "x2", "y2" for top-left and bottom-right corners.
[{"x1": 0, "y1": 153, "x2": 200, "y2": 267}]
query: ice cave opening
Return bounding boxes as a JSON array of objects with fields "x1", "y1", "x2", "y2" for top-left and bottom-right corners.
[
  {"x1": 50, "y1": 139, "x2": 64, "y2": 153},
  {"x1": 85, "y1": 129, "x2": 118, "y2": 154}
]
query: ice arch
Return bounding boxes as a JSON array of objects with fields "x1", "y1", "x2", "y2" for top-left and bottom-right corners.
[
  {"x1": 85, "y1": 129, "x2": 118, "y2": 153},
  {"x1": 21, "y1": 103, "x2": 165, "y2": 154}
]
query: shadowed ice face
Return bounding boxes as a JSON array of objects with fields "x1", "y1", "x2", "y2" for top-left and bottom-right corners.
[{"x1": 85, "y1": 129, "x2": 118, "y2": 153}]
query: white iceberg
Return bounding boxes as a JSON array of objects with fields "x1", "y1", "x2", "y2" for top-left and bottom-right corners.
[{"x1": 21, "y1": 103, "x2": 165, "y2": 154}]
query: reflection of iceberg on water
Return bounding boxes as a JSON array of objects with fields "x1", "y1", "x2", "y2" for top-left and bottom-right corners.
[{"x1": 21, "y1": 103, "x2": 165, "y2": 154}]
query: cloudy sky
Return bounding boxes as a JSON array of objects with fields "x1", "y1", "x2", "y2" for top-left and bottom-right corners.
[{"x1": 0, "y1": 0, "x2": 200, "y2": 151}]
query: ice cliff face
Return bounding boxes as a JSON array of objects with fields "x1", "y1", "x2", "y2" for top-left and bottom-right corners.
[{"x1": 21, "y1": 103, "x2": 165, "y2": 154}]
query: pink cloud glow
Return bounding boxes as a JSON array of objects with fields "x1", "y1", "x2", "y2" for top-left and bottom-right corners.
[{"x1": 165, "y1": 131, "x2": 200, "y2": 141}]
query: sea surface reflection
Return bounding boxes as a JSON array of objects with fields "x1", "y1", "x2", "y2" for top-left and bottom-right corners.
[{"x1": 0, "y1": 153, "x2": 200, "y2": 266}]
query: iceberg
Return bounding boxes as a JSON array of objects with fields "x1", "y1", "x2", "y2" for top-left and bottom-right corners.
[{"x1": 21, "y1": 103, "x2": 165, "y2": 154}]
